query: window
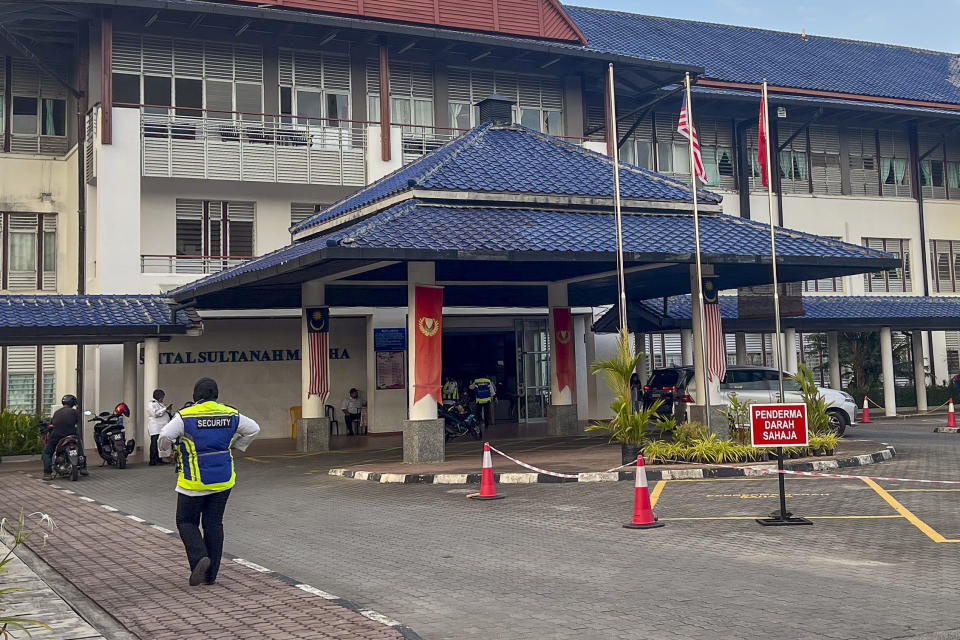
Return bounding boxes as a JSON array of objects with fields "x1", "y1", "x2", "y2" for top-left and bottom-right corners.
[
  {"x1": 6, "y1": 346, "x2": 36, "y2": 413},
  {"x1": 864, "y1": 237, "x2": 911, "y2": 293},
  {"x1": 12, "y1": 96, "x2": 37, "y2": 135},
  {"x1": 846, "y1": 127, "x2": 880, "y2": 196},
  {"x1": 41, "y1": 99, "x2": 65, "y2": 136},
  {"x1": 279, "y1": 49, "x2": 350, "y2": 127},
  {"x1": 291, "y1": 202, "x2": 325, "y2": 226},
  {"x1": 701, "y1": 146, "x2": 734, "y2": 187},
  {"x1": 143, "y1": 75, "x2": 171, "y2": 114},
  {"x1": 804, "y1": 237, "x2": 844, "y2": 292},
  {"x1": 809, "y1": 125, "x2": 841, "y2": 195},
  {"x1": 445, "y1": 67, "x2": 563, "y2": 134},
  {"x1": 0, "y1": 213, "x2": 55, "y2": 291},
  {"x1": 175, "y1": 78, "x2": 203, "y2": 118},
  {"x1": 175, "y1": 199, "x2": 255, "y2": 259},
  {"x1": 878, "y1": 129, "x2": 911, "y2": 197},
  {"x1": 930, "y1": 240, "x2": 960, "y2": 293},
  {"x1": 777, "y1": 122, "x2": 808, "y2": 193},
  {"x1": 113, "y1": 73, "x2": 140, "y2": 105},
  {"x1": 620, "y1": 139, "x2": 654, "y2": 170}
]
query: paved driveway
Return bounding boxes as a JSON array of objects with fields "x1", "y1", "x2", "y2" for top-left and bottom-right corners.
[{"x1": 37, "y1": 417, "x2": 960, "y2": 640}]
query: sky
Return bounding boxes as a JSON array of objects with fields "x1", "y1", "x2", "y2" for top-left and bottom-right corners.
[{"x1": 574, "y1": 0, "x2": 960, "y2": 53}]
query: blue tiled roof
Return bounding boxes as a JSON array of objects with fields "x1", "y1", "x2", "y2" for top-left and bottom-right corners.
[
  {"x1": 292, "y1": 123, "x2": 722, "y2": 235},
  {"x1": 0, "y1": 296, "x2": 197, "y2": 332},
  {"x1": 595, "y1": 294, "x2": 960, "y2": 332},
  {"x1": 565, "y1": 6, "x2": 960, "y2": 106},
  {"x1": 174, "y1": 201, "x2": 892, "y2": 299}
]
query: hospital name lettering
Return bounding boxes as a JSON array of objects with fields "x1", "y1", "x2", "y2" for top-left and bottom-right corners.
[{"x1": 150, "y1": 348, "x2": 350, "y2": 365}]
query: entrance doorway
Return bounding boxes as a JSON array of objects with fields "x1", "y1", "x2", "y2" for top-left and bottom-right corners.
[
  {"x1": 442, "y1": 330, "x2": 517, "y2": 422},
  {"x1": 515, "y1": 319, "x2": 551, "y2": 422}
]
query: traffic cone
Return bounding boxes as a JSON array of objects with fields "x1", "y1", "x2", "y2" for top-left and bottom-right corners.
[
  {"x1": 861, "y1": 396, "x2": 870, "y2": 424},
  {"x1": 468, "y1": 442, "x2": 503, "y2": 500},
  {"x1": 623, "y1": 455, "x2": 664, "y2": 529},
  {"x1": 948, "y1": 399, "x2": 956, "y2": 428}
]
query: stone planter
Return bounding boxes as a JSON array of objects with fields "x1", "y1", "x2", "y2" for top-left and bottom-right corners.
[{"x1": 621, "y1": 443, "x2": 642, "y2": 465}]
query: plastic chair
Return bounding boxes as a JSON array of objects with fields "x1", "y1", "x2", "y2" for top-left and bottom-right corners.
[
  {"x1": 289, "y1": 406, "x2": 302, "y2": 439},
  {"x1": 325, "y1": 405, "x2": 340, "y2": 435}
]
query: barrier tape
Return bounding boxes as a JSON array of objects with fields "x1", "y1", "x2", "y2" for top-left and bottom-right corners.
[
  {"x1": 865, "y1": 396, "x2": 950, "y2": 418},
  {"x1": 487, "y1": 443, "x2": 960, "y2": 486}
]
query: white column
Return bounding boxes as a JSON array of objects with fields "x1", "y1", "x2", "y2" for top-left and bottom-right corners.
[
  {"x1": 827, "y1": 331, "x2": 841, "y2": 390},
  {"x1": 680, "y1": 329, "x2": 693, "y2": 366},
  {"x1": 548, "y1": 283, "x2": 572, "y2": 405},
  {"x1": 735, "y1": 332, "x2": 748, "y2": 365},
  {"x1": 407, "y1": 261, "x2": 437, "y2": 420},
  {"x1": 365, "y1": 314, "x2": 376, "y2": 432},
  {"x1": 636, "y1": 333, "x2": 650, "y2": 386},
  {"x1": 122, "y1": 342, "x2": 139, "y2": 453},
  {"x1": 689, "y1": 265, "x2": 720, "y2": 406},
  {"x1": 912, "y1": 330, "x2": 928, "y2": 412},
  {"x1": 880, "y1": 326, "x2": 897, "y2": 417},
  {"x1": 142, "y1": 338, "x2": 159, "y2": 455},
  {"x1": 301, "y1": 280, "x2": 325, "y2": 420},
  {"x1": 784, "y1": 328, "x2": 798, "y2": 374}
]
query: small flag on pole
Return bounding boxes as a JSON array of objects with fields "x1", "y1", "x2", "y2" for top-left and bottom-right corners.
[
  {"x1": 758, "y1": 96, "x2": 769, "y2": 187},
  {"x1": 677, "y1": 94, "x2": 707, "y2": 183},
  {"x1": 307, "y1": 307, "x2": 330, "y2": 404},
  {"x1": 702, "y1": 278, "x2": 726, "y2": 382}
]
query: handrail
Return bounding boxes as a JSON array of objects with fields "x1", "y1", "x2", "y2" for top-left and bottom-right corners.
[
  {"x1": 119, "y1": 102, "x2": 377, "y2": 128},
  {"x1": 141, "y1": 253, "x2": 252, "y2": 260}
]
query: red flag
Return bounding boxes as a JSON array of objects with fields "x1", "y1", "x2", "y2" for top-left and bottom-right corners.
[
  {"x1": 413, "y1": 285, "x2": 443, "y2": 405},
  {"x1": 552, "y1": 307, "x2": 575, "y2": 396},
  {"x1": 758, "y1": 97, "x2": 769, "y2": 187}
]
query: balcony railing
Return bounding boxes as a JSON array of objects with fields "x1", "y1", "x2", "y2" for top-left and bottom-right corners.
[
  {"x1": 84, "y1": 104, "x2": 99, "y2": 185},
  {"x1": 141, "y1": 254, "x2": 251, "y2": 275},
  {"x1": 132, "y1": 105, "x2": 368, "y2": 187},
  {"x1": 398, "y1": 124, "x2": 468, "y2": 163}
]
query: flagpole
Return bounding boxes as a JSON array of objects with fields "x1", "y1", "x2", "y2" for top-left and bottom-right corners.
[
  {"x1": 607, "y1": 63, "x2": 628, "y2": 338},
  {"x1": 762, "y1": 79, "x2": 786, "y2": 401},
  {"x1": 683, "y1": 71, "x2": 711, "y2": 430}
]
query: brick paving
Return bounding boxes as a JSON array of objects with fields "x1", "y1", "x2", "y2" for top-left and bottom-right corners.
[{"x1": 0, "y1": 476, "x2": 404, "y2": 640}]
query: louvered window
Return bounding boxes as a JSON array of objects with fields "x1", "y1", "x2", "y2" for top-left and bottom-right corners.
[
  {"x1": 367, "y1": 59, "x2": 433, "y2": 127},
  {"x1": 41, "y1": 346, "x2": 55, "y2": 414},
  {"x1": 4, "y1": 57, "x2": 68, "y2": 155},
  {"x1": 446, "y1": 67, "x2": 563, "y2": 135},
  {"x1": 864, "y1": 237, "x2": 911, "y2": 293},
  {"x1": 6, "y1": 346, "x2": 36, "y2": 412},
  {"x1": 947, "y1": 332, "x2": 960, "y2": 378},
  {"x1": 113, "y1": 34, "x2": 263, "y2": 119},
  {"x1": 878, "y1": 129, "x2": 911, "y2": 197},
  {"x1": 929, "y1": 239, "x2": 960, "y2": 293},
  {"x1": 697, "y1": 118, "x2": 735, "y2": 190},
  {"x1": 0, "y1": 213, "x2": 55, "y2": 291},
  {"x1": 847, "y1": 127, "x2": 880, "y2": 196},
  {"x1": 946, "y1": 134, "x2": 960, "y2": 200},
  {"x1": 918, "y1": 132, "x2": 947, "y2": 200},
  {"x1": 279, "y1": 49, "x2": 351, "y2": 127},
  {"x1": 777, "y1": 122, "x2": 809, "y2": 194},
  {"x1": 804, "y1": 237, "x2": 844, "y2": 292},
  {"x1": 175, "y1": 199, "x2": 255, "y2": 259},
  {"x1": 809, "y1": 125, "x2": 841, "y2": 195},
  {"x1": 291, "y1": 203, "x2": 324, "y2": 226}
]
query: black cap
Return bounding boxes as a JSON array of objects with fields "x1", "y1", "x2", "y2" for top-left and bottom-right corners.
[{"x1": 193, "y1": 378, "x2": 219, "y2": 403}]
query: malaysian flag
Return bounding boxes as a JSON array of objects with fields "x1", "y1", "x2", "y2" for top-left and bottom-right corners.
[
  {"x1": 702, "y1": 278, "x2": 726, "y2": 382},
  {"x1": 306, "y1": 307, "x2": 330, "y2": 404},
  {"x1": 677, "y1": 94, "x2": 707, "y2": 183}
]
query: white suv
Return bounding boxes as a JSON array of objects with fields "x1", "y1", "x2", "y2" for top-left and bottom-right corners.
[{"x1": 647, "y1": 365, "x2": 857, "y2": 434}]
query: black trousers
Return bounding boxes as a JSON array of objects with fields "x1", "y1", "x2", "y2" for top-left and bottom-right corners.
[
  {"x1": 176, "y1": 489, "x2": 231, "y2": 582},
  {"x1": 345, "y1": 413, "x2": 360, "y2": 435},
  {"x1": 42, "y1": 438, "x2": 57, "y2": 474},
  {"x1": 478, "y1": 402, "x2": 493, "y2": 427},
  {"x1": 149, "y1": 434, "x2": 161, "y2": 465}
]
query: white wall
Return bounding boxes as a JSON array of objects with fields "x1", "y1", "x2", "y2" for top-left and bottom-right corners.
[
  {"x1": 156, "y1": 317, "x2": 366, "y2": 439},
  {"x1": 369, "y1": 308, "x2": 407, "y2": 432}
]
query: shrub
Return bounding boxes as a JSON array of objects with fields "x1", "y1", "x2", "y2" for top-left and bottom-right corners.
[
  {"x1": 587, "y1": 335, "x2": 664, "y2": 445},
  {"x1": 0, "y1": 411, "x2": 42, "y2": 457},
  {"x1": 719, "y1": 393, "x2": 752, "y2": 443},
  {"x1": 673, "y1": 421, "x2": 709, "y2": 446}
]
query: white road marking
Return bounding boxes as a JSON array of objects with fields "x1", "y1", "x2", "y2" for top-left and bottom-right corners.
[
  {"x1": 359, "y1": 610, "x2": 401, "y2": 626},
  {"x1": 232, "y1": 558, "x2": 272, "y2": 573},
  {"x1": 295, "y1": 584, "x2": 339, "y2": 600}
]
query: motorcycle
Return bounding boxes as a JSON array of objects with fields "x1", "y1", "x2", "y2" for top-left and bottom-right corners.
[
  {"x1": 39, "y1": 418, "x2": 86, "y2": 481},
  {"x1": 86, "y1": 402, "x2": 135, "y2": 469},
  {"x1": 439, "y1": 401, "x2": 483, "y2": 442}
]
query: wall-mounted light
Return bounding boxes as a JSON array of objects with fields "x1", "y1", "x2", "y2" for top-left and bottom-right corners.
[{"x1": 777, "y1": 106, "x2": 787, "y2": 119}]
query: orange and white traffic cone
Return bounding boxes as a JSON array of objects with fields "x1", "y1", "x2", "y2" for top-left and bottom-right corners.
[
  {"x1": 468, "y1": 442, "x2": 503, "y2": 500},
  {"x1": 623, "y1": 455, "x2": 664, "y2": 529},
  {"x1": 948, "y1": 399, "x2": 956, "y2": 428},
  {"x1": 861, "y1": 396, "x2": 871, "y2": 424}
]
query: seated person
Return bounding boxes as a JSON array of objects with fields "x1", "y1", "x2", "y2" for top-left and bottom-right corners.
[{"x1": 341, "y1": 388, "x2": 363, "y2": 435}]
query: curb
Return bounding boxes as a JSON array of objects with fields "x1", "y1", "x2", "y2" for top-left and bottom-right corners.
[
  {"x1": 41, "y1": 480, "x2": 422, "y2": 640},
  {"x1": 329, "y1": 444, "x2": 897, "y2": 485}
]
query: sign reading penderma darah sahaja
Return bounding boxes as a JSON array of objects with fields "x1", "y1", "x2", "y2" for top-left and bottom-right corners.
[{"x1": 749, "y1": 403, "x2": 808, "y2": 447}]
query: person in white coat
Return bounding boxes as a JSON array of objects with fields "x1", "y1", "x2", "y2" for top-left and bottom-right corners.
[{"x1": 147, "y1": 389, "x2": 173, "y2": 466}]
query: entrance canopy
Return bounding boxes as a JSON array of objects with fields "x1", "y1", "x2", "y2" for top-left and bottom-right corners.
[
  {"x1": 594, "y1": 294, "x2": 960, "y2": 333},
  {"x1": 0, "y1": 295, "x2": 201, "y2": 345},
  {"x1": 169, "y1": 123, "x2": 897, "y2": 309}
]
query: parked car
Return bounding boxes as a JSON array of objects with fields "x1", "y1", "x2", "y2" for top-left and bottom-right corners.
[{"x1": 643, "y1": 365, "x2": 857, "y2": 434}]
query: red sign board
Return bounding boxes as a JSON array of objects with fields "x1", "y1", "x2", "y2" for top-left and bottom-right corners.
[{"x1": 750, "y1": 403, "x2": 808, "y2": 447}]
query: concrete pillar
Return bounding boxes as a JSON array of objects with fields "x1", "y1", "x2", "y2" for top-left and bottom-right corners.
[
  {"x1": 689, "y1": 265, "x2": 723, "y2": 433},
  {"x1": 547, "y1": 283, "x2": 578, "y2": 435},
  {"x1": 299, "y1": 280, "x2": 330, "y2": 451},
  {"x1": 122, "y1": 342, "x2": 139, "y2": 456},
  {"x1": 585, "y1": 325, "x2": 598, "y2": 418},
  {"x1": 404, "y1": 262, "x2": 444, "y2": 462},
  {"x1": 784, "y1": 328, "x2": 798, "y2": 374},
  {"x1": 680, "y1": 329, "x2": 693, "y2": 366},
  {"x1": 880, "y1": 327, "x2": 897, "y2": 417},
  {"x1": 735, "y1": 332, "x2": 748, "y2": 365},
  {"x1": 827, "y1": 331, "x2": 841, "y2": 390},
  {"x1": 912, "y1": 330, "x2": 928, "y2": 412},
  {"x1": 142, "y1": 338, "x2": 159, "y2": 458}
]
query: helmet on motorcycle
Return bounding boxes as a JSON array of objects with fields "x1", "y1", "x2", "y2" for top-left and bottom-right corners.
[
  {"x1": 114, "y1": 402, "x2": 130, "y2": 417},
  {"x1": 61, "y1": 394, "x2": 78, "y2": 408}
]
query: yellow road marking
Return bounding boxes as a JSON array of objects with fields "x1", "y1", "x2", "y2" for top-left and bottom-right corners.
[
  {"x1": 862, "y1": 478, "x2": 960, "y2": 543},
  {"x1": 887, "y1": 489, "x2": 960, "y2": 493},
  {"x1": 649, "y1": 480, "x2": 666, "y2": 508},
  {"x1": 705, "y1": 492, "x2": 830, "y2": 499},
  {"x1": 660, "y1": 515, "x2": 904, "y2": 521},
  {"x1": 243, "y1": 456, "x2": 268, "y2": 463}
]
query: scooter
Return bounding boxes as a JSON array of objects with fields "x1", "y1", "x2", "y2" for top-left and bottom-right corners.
[
  {"x1": 38, "y1": 418, "x2": 86, "y2": 481},
  {"x1": 439, "y1": 401, "x2": 483, "y2": 442},
  {"x1": 86, "y1": 402, "x2": 135, "y2": 469}
]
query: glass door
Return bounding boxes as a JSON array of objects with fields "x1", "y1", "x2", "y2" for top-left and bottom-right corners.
[{"x1": 515, "y1": 319, "x2": 551, "y2": 422}]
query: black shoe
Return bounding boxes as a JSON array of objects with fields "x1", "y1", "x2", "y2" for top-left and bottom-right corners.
[
  {"x1": 190, "y1": 557, "x2": 211, "y2": 586},
  {"x1": 157, "y1": 461, "x2": 169, "y2": 465},
  {"x1": 149, "y1": 462, "x2": 157, "y2": 466},
  {"x1": 205, "y1": 578, "x2": 217, "y2": 585}
]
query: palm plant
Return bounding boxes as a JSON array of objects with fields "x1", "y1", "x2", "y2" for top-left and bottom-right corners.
[{"x1": 791, "y1": 363, "x2": 831, "y2": 434}]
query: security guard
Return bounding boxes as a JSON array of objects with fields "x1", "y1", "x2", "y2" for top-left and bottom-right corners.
[
  {"x1": 442, "y1": 377, "x2": 459, "y2": 407},
  {"x1": 158, "y1": 378, "x2": 260, "y2": 587},
  {"x1": 470, "y1": 376, "x2": 496, "y2": 427}
]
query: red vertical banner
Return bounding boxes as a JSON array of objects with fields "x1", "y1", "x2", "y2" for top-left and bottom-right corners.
[
  {"x1": 553, "y1": 307, "x2": 574, "y2": 395},
  {"x1": 414, "y1": 285, "x2": 443, "y2": 404}
]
